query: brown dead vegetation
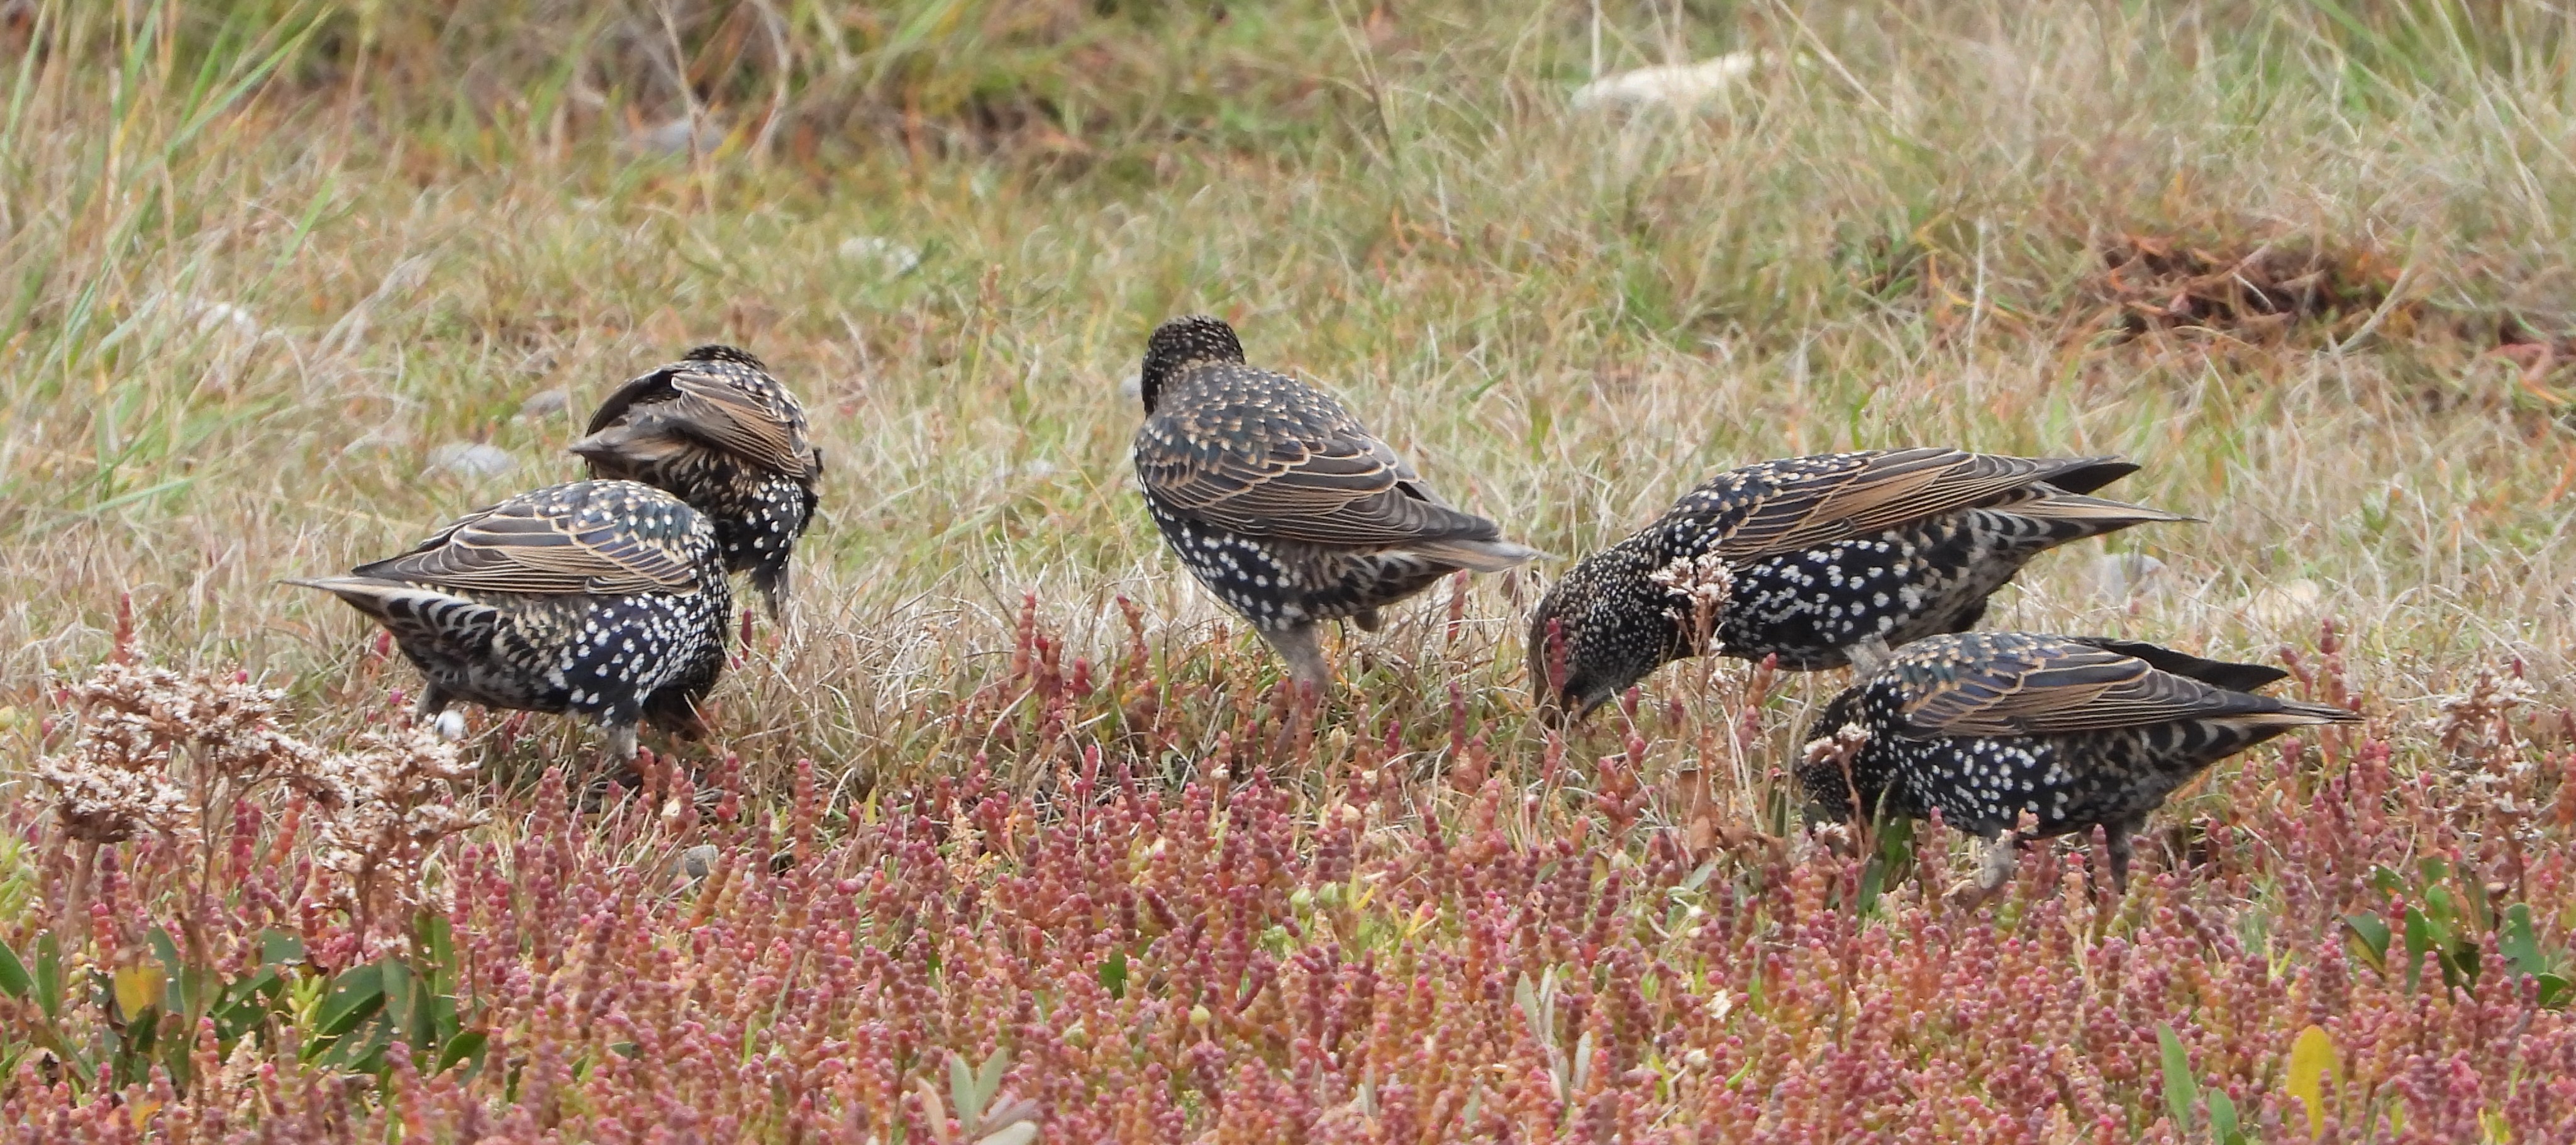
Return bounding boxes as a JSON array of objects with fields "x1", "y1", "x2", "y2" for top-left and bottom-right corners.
[{"x1": 2092, "y1": 235, "x2": 2405, "y2": 343}]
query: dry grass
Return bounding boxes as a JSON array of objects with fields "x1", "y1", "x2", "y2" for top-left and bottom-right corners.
[{"x1": 5, "y1": 0, "x2": 2576, "y2": 1137}]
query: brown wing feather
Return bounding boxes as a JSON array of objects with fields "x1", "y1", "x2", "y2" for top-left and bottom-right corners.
[
  {"x1": 1899, "y1": 639, "x2": 2275, "y2": 737},
  {"x1": 588, "y1": 366, "x2": 814, "y2": 479},
  {"x1": 1711, "y1": 449, "x2": 2128, "y2": 561},
  {"x1": 656, "y1": 374, "x2": 814, "y2": 477},
  {"x1": 1135, "y1": 366, "x2": 1497, "y2": 547},
  {"x1": 353, "y1": 488, "x2": 709, "y2": 596}
]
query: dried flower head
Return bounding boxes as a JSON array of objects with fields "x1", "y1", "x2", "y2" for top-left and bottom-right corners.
[
  {"x1": 1650, "y1": 550, "x2": 1737, "y2": 652},
  {"x1": 301, "y1": 724, "x2": 485, "y2": 919},
  {"x1": 2426, "y1": 666, "x2": 2534, "y2": 763},
  {"x1": 36, "y1": 659, "x2": 325, "y2": 844}
]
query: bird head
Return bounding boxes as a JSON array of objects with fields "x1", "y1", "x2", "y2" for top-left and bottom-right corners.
[
  {"x1": 1791, "y1": 691, "x2": 1875, "y2": 824},
  {"x1": 1526, "y1": 544, "x2": 1692, "y2": 727},
  {"x1": 1139, "y1": 315, "x2": 1246, "y2": 413}
]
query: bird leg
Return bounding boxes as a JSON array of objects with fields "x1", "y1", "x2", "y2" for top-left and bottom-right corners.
[
  {"x1": 2104, "y1": 819, "x2": 2139, "y2": 897},
  {"x1": 601, "y1": 723, "x2": 640, "y2": 764},
  {"x1": 414, "y1": 684, "x2": 452, "y2": 720},
  {"x1": 1260, "y1": 624, "x2": 1333, "y2": 696},
  {"x1": 1845, "y1": 635, "x2": 1896, "y2": 678},
  {"x1": 1948, "y1": 832, "x2": 2024, "y2": 908}
]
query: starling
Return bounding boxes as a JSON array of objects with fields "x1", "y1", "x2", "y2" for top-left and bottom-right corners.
[
  {"x1": 291, "y1": 480, "x2": 734, "y2": 761},
  {"x1": 1795, "y1": 632, "x2": 2358, "y2": 898},
  {"x1": 572, "y1": 344, "x2": 821, "y2": 619},
  {"x1": 1132, "y1": 315, "x2": 1538, "y2": 690},
  {"x1": 1527, "y1": 448, "x2": 2187, "y2": 720}
]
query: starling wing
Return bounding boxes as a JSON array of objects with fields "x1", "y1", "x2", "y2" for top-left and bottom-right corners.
[
  {"x1": 350, "y1": 484, "x2": 714, "y2": 596},
  {"x1": 1684, "y1": 449, "x2": 2183, "y2": 563},
  {"x1": 1894, "y1": 636, "x2": 2351, "y2": 737},
  {"x1": 1135, "y1": 365, "x2": 1528, "y2": 567},
  {"x1": 579, "y1": 364, "x2": 818, "y2": 481}
]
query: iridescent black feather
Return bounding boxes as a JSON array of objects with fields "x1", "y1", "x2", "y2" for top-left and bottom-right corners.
[
  {"x1": 1132, "y1": 315, "x2": 1537, "y2": 689},
  {"x1": 1529, "y1": 449, "x2": 2187, "y2": 720},
  {"x1": 291, "y1": 480, "x2": 734, "y2": 760},
  {"x1": 1796, "y1": 631, "x2": 2358, "y2": 895},
  {"x1": 574, "y1": 345, "x2": 820, "y2": 619}
]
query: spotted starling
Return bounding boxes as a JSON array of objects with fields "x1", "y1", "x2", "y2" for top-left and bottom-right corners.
[
  {"x1": 1528, "y1": 449, "x2": 2187, "y2": 720},
  {"x1": 1131, "y1": 315, "x2": 1538, "y2": 690},
  {"x1": 291, "y1": 480, "x2": 734, "y2": 761},
  {"x1": 572, "y1": 344, "x2": 820, "y2": 619},
  {"x1": 1796, "y1": 631, "x2": 2358, "y2": 898}
]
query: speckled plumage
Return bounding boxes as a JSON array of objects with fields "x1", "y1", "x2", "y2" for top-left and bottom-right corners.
[
  {"x1": 1132, "y1": 316, "x2": 1538, "y2": 688},
  {"x1": 1796, "y1": 632, "x2": 2358, "y2": 895},
  {"x1": 1528, "y1": 449, "x2": 2187, "y2": 718},
  {"x1": 292, "y1": 480, "x2": 734, "y2": 760},
  {"x1": 573, "y1": 344, "x2": 820, "y2": 619}
]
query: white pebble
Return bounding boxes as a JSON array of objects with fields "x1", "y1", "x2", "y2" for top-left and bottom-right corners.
[{"x1": 430, "y1": 442, "x2": 516, "y2": 479}]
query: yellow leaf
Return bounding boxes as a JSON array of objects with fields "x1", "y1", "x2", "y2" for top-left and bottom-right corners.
[
  {"x1": 112, "y1": 964, "x2": 165, "y2": 1022},
  {"x1": 2287, "y1": 1024, "x2": 2338, "y2": 1139},
  {"x1": 126, "y1": 1097, "x2": 162, "y2": 1130}
]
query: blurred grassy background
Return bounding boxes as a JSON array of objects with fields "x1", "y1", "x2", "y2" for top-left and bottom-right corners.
[{"x1": 4, "y1": 0, "x2": 2573, "y2": 787}]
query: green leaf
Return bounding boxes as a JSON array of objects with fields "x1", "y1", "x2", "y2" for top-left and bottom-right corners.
[
  {"x1": 2156, "y1": 1022, "x2": 2197, "y2": 1130},
  {"x1": 948, "y1": 1051, "x2": 984, "y2": 1127},
  {"x1": 2207, "y1": 1088, "x2": 2240, "y2": 1144},
  {"x1": 0, "y1": 937, "x2": 30, "y2": 1000},
  {"x1": 2403, "y1": 907, "x2": 2434, "y2": 990},
  {"x1": 1098, "y1": 949, "x2": 1127, "y2": 999},
  {"x1": 2537, "y1": 973, "x2": 2572, "y2": 1009},
  {"x1": 321, "y1": 1012, "x2": 394, "y2": 1072},
  {"x1": 2499, "y1": 904, "x2": 2547, "y2": 978},
  {"x1": 975, "y1": 1048, "x2": 1009, "y2": 1120},
  {"x1": 260, "y1": 930, "x2": 306, "y2": 968},
  {"x1": 418, "y1": 912, "x2": 456, "y2": 993},
  {"x1": 975, "y1": 1124, "x2": 1038, "y2": 1145},
  {"x1": 2342, "y1": 914, "x2": 2390, "y2": 971},
  {"x1": 34, "y1": 933, "x2": 62, "y2": 1019},
  {"x1": 433, "y1": 1029, "x2": 488, "y2": 1076},
  {"x1": 313, "y1": 964, "x2": 385, "y2": 1038},
  {"x1": 379, "y1": 958, "x2": 421, "y2": 1050}
]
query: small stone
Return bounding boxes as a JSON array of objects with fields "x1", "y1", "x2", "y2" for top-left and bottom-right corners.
[
  {"x1": 2087, "y1": 552, "x2": 2168, "y2": 603},
  {"x1": 635, "y1": 114, "x2": 723, "y2": 156},
  {"x1": 429, "y1": 442, "x2": 516, "y2": 480},
  {"x1": 677, "y1": 844, "x2": 721, "y2": 881},
  {"x1": 431, "y1": 711, "x2": 467, "y2": 741},
  {"x1": 837, "y1": 235, "x2": 921, "y2": 277},
  {"x1": 1570, "y1": 52, "x2": 1763, "y2": 112},
  {"x1": 2245, "y1": 578, "x2": 2324, "y2": 628},
  {"x1": 516, "y1": 389, "x2": 570, "y2": 420},
  {"x1": 186, "y1": 298, "x2": 262, "y2": 342}
]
